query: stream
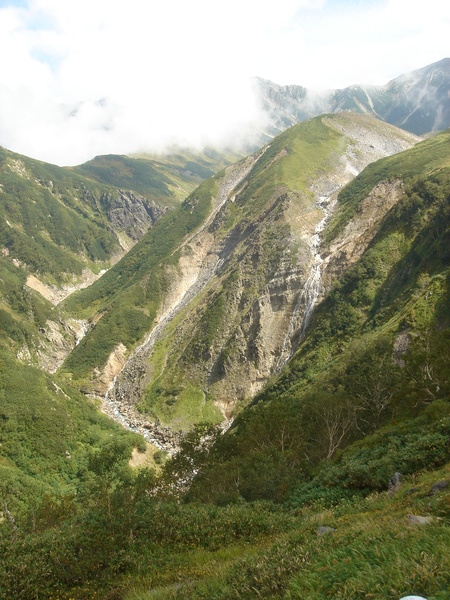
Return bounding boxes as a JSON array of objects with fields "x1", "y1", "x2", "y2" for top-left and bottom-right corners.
[{"x1": 275, "y1": 188, "x2": 339, "y2": 371}]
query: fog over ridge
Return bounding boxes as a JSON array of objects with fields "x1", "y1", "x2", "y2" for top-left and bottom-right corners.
[{"x1": 0, "y1": 0, "x2": 449, "y2": 165}]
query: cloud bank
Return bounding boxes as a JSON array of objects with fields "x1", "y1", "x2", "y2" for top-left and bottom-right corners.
[{"x1": 0, "y1": 0, "x2": 449, "y2": 165}]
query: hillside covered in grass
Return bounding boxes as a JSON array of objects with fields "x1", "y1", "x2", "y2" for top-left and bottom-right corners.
[
  {"x1": 74, "y1": 147, "x2": 242, "y2": 204},
  {"x1": 0, "y1": 146, "x2": 121, "y2": 283}
]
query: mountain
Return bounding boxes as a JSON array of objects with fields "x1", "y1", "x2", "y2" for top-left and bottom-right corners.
[
  {"x1": 0, "y1": 116, "x2": 449, "y2": 600},
  {"x1": 256, "y1": 58, "x2": 450, "y2": 137},
  {"x1": 1, "y1": 110, "x2": 449, "y2": 600},
  {"x1": 0, "y1": 144, "x2": 241, "y2": 372},
  {"x1": 60, "y1": 114, "x2": 419, "y2": 439},
  {"x1": 188, "y1": 128, "x2": 450, "y2": 504},
  {"x1": 73, "y1": 147, "x2": 243, "y2": 206}
]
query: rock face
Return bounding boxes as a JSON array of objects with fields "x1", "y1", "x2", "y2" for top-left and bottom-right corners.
[
  {"x1": 35, "y1": 318, "x2": 89, "y2": 374},
  {"x1": 321, "y1": 179, "x2": 405, "y2": 291},
  {"x1": 104, "y1": 114, "x2": 420, "y2": 430},
  {"x1": 407, "y1": 514, "x2": 440, "y2": 526},
  {"x1": 427, "y1": 481, "x2": 449, "y2": 496},
  {"x1": 105, "y1": 190, "x2": 167, "y2": 241}
]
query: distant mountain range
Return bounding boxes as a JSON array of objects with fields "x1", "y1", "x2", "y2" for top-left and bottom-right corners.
[{"x1": 256, "y1": 58, "x2": 450, "y2": 137}]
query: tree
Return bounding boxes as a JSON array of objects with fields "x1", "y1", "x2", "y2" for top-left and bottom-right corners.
[{"x1": 306, "y1": 392, "x2": 359, "y2": 460}]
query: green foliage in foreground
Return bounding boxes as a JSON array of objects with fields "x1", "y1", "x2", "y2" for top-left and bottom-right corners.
[{"x1": 0, "y1": 457, "x2": 448, "y2": 599}]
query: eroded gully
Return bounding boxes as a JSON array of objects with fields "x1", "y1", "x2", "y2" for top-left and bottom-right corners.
[{"x1": 100, "y1": 149, "x2": 269, "y2": 454}]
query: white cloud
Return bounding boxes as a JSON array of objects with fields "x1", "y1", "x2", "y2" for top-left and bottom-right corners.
[{"x1": 0, "y1": 0, "x2": 448, "y2": 165}]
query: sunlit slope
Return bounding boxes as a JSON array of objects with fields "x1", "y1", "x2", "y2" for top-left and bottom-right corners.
[
  {"x1": 0, "y1": 146, "x2": 121, "y2": 284},
  {"x1": 75, "y1": 148, "x2": 243, "y2": 205},
  {"x1": 188, "y1": 131, "x2": 450, "y2": 504},
  {"x1": 63, "y1": 115, "x2": 418, "y2": 426}
]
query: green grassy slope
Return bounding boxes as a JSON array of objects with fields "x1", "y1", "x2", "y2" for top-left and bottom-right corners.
[
  {"x1": 0, "y1": 146, "x2": 121, "y2": 284},
  {"x1": 186, "y1": 132, "x2": 450, "y2": 505},
  {"x1": 75, "y1": 148, "x2": 242, "y2": 205},
  {"x1": 0, "y1": 452, "x2": 447, "y2": 599},
  {"x1": 1, "y1": 143, "x2": 230, "y2": 367},
  {"x1": 0, "y1": 348, "x2": 143, "y2": 520},
  {"x1": 1, "y1": 128, "x2": 449, "y2": 600}
]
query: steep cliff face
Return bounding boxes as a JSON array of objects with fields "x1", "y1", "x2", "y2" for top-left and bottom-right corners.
[
  {"x1": 104, "y1": 190, "x2": 167, "y2": 241},
  {"x1": 101, "y1": 114, "x2": 419, "y2": 431}
]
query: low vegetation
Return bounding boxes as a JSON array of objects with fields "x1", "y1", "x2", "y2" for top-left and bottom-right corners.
[{"x1": 0, "y1": 442, "x2": 448, "y2": 599}]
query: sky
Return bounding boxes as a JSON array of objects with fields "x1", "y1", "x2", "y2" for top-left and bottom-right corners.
[{"x1": 0, "y1": 0, "x2": 449, "y2": 165}]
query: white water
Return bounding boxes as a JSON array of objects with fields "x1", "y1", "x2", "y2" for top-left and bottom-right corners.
[{"x1": 275, "y1": 190, "x2": 338, "y2": 371}]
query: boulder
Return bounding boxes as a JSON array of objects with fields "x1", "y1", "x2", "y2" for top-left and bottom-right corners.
[
  {"x1": 427, "y1": 480, "x2": 449, "y2": 496},
  {"x1": 407, "y1": 515, "x2": 437, "y2": 526},
  {"x1": 316, "y1": 526, "x2": 336, "y2": 536}
]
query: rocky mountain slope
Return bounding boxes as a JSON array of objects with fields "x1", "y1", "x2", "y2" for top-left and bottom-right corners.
[
  {"x1": 60, "y1": 114, "x2": 419, "y2": 440},
  {"x1": 256, "y1": 58, "x2": 450, "y2": 138},
  {"x1": 189, "y1": 128, "x2": 450, "y2": 504},
  {"x1": 0, "y1": 146, "x2": 234, "y2": 374}
]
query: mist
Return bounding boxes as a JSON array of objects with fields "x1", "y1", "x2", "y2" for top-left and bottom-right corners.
[{"x1": 0, "y1": 0, "x2": 449, "y2": 165}]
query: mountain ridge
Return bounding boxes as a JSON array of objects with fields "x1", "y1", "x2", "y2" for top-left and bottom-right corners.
[{"x1": 256, "y1": 58, "x2": 450, "y2": 138}]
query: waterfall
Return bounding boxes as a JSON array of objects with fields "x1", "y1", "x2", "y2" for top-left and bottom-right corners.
[{"x1": 275, "y1": 191, "x2": 337, "y2": 371}]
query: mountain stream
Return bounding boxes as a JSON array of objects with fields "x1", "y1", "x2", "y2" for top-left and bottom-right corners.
[{"x1": 275, "y1": 187, "x2": 339, "y2": 371}]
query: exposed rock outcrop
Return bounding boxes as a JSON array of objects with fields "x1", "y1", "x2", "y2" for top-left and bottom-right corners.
[
  {"x1": 104, "y1": 190, "x2": 167, "y2": 241},
  {"x1": 33, "y1": 318, "x2": 89, "y2": 374}
]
